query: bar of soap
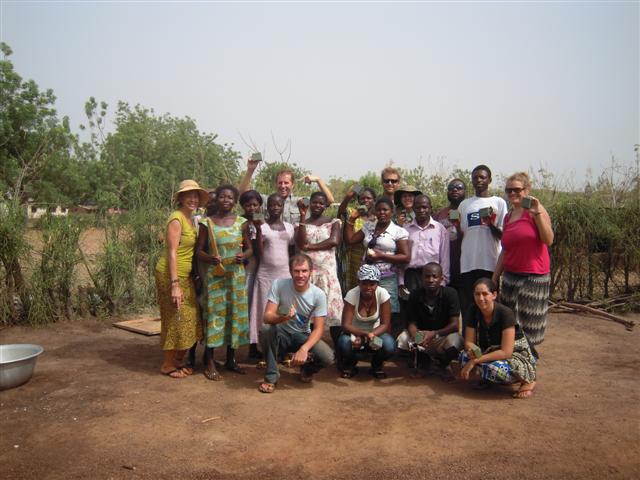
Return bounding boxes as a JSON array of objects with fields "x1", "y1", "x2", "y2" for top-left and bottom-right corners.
[
  {"x1": 479, "y1": 207, "x2": 493, "y2": 218},
  {"x1": 277, "y1": 304, "x2": 291, "y2": 316},
  {"x1": 369, "y1": 336, "x2": 383, "y2": 351}
]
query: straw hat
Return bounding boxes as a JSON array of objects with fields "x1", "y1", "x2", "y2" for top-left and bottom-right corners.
[
  {"x1": 173, "y1": 179, "x2": 209, "y2": 207},
  {"x1": 393, "y1": 184, "x2": 422, "y2": 206}
]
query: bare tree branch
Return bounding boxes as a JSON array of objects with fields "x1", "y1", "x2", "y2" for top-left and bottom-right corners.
[
  {"x1": 270, "y1": 131, "x2": 291, "y2": 163},
  {"x1": 237, "y1": 131, "x2": 260, "y2": 153}
]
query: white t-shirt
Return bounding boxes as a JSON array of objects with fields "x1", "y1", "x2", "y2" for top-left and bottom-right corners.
[
  {"x1": 458, "y1": 195, "x2": 508, "y2": 273},
  {"x1": 361, "y1": 221, "x2": 409, "y2": 277},
  {"x1": 344, "y1": 286, "x2": 391, "y2": 332}
]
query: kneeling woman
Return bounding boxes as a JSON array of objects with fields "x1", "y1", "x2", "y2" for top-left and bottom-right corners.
[
  {"x1": 459, "y1": 278, "x2": 536, "y2": 398},
  {"x1": 337, "y1": 265, "x2": 395, "y2": 379}
]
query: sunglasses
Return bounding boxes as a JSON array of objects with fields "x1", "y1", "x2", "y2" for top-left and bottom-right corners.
[
  {"x1": 448, "y1": 184, "x2": 465, "y2": 191},
  {"x1": 383, "y1": 178, "x2": 399, "y2": 184},
  {"x1": 505, "y1": 187, "x2": 524, "y2": 194}
]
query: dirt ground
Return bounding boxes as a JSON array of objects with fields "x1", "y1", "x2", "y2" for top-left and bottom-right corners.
[{"x1": 1, "y1": 312, "x2": 638, "y2": 480}]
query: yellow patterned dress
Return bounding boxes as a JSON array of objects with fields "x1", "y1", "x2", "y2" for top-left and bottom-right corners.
[
  {"x1": 345, "y1": 213, "x2": 375, "y2": 291},
  {"x1": 202, "y1": 216, "x2": 250, "y2": 349},
  {"x1": 155, "y1": 211, "x2": 203, "y2": 350}
]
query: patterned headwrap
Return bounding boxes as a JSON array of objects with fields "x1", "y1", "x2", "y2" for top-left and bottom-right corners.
[{"x1": 357, "y1": 264, "x2": 381, "y2": 282}]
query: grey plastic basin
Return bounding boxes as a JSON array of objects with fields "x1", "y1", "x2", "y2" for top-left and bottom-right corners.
[{"x1": 0, "y1": 344, "x2": 44, "y2": 390}]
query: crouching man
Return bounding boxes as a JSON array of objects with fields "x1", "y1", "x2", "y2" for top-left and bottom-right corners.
[
  {"x1": 258, "y1": 254, "x2": 335, "y2": 393},
  {"x1": 397, "y1": 262, "x2": 463, "y2": 378}
]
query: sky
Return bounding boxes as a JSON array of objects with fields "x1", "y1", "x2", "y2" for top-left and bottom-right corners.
[{"x1": 1, "y1": 1, "x2": 638, "y2": 188}]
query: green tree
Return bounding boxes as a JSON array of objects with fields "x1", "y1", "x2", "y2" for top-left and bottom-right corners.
[
  {"x1": 357, "y1": 171, "x2": 382, "y2": 193},
  {"x1": 0, "y1": 43, "x2": 75, "y2": 203},
  {"x1": 78, "y1": 100, "x2": 241, "y2": 209},
  {"x1": 252, "y1": 161, "x2": 311, "y2": 196}
]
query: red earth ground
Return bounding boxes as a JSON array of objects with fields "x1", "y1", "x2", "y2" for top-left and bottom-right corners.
[{"x1": 1, "y1": 312, "x2": 638, "y2": 480}]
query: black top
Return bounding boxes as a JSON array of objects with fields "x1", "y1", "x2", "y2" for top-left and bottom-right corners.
[
  {"x1": 466, "y1": 302, "x2": 524, "y2": 351},
  {"x1": 407, "y1": 286, "x2": 460, "y2": 331}
]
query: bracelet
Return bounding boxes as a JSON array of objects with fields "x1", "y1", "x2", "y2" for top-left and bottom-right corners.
[{"x1": 170, "y1": 279, "x2": 179, "y2": 284}]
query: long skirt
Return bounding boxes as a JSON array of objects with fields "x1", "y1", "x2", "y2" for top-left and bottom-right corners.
[
  {"x1": 459, "y1": 337, "x2": 537, "y2": 384},
  {"x1": 500, "y1": 271, "x2": 550, "y2": 346},
  {"x1": 155, "y1": 271, "x2": 202, "y2": 351},
  {"x1": 205, "y1": 264, "x2": 250, "y2": 349},
  {"x1": 246, "y1": 272, "x2": 259, "y2": 344},
  {"x1": 346, "y1": 244, "x2": 365, "y2": 292}
]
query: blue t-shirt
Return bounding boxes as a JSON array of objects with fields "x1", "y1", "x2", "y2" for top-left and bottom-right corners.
[{"x1": 267, "y1": 278, "x2": 327, "y2": 334}]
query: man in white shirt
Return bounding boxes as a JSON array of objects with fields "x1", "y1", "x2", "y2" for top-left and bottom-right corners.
[
  {"x1": 457, "y1": 165, "x2": 507, "y2": 318},
  {"x1": 238, "y1": 157, "x2": 334, "y2": 224}
]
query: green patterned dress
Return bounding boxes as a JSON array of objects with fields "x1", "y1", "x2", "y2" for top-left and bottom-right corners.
[{"x1": 202, "y1": 216, "x2": 250, "y2": 349}]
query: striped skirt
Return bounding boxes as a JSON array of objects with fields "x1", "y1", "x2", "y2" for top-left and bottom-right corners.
[{"x1": 500, "y1": 271, "x2": 550, "y2": 346}]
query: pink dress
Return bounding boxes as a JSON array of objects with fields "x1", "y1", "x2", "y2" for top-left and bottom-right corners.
[
  {"x1": 249, "y1": 222, "x2": 295, "y2": 343},
  {"x1": 302, "y1": 219, "x2": 344, "y2": 327}
]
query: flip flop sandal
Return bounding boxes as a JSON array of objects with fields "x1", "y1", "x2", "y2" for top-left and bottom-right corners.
[
  {"x1": 369, "y1": 369, "x2": 387, "y2": 379},
  {"x1": 513, "y1": 384, "x2": 536, "y2": 399},
  {"x1": 258, "y1": 382, "x2": 276, "y2": 394},
  {"x1": 299, "y1": 370, "x2": 313, "y2": 383},
  {"x1": 161, "y1": 369, "x2": 188, "y2": 379},
  {"x1": 204, "y1": 368, "x2": 223, "y2": 381},
  {"x1": 224, "y1": 362, "x2": 247, "y2": 375},
  {"x1": 175, "y1": 364, "x2": 193, "y2": 376},
  {"x1": 341, "y1": 366, "x2": 359, "y2": 378}
]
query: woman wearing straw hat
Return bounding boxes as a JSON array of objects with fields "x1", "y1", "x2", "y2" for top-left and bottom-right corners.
[
  {"x1": 155, "y1": 179, "x2": 208, "y2": 378},
  {"x1": 393, "y1": 184, "x2": 422, "y2": 226}
]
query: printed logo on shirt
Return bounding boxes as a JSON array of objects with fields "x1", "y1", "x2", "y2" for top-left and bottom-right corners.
[
  {"x1": 467, "y1": 211, "x2": 482, "y2": 227},
  {"x1": 294, "y1": 313, "x2": 307, "y2": 327}
]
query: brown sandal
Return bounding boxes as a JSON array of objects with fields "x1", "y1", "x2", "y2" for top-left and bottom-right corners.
[
  {"x1": 204, "y1": 367, "x2": 223, "y2": 381},
  {"x1": 513, "y1": 382, "x2": 536, "y2": 399},
  {"x1": 299, "y1": 369, "x2": 313, "y2": 383},
  {"x1": 161, "y1": 368, "x2": 188, "y2": 379},
  {"x1": 258, "y1": 382, "x2": 276, "y2": 393},
  {"x1": 224, "y1": 361, "x2": 247, "y2": 375}
]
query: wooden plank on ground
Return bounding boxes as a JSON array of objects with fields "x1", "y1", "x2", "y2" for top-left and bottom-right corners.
[{"x1": 113, "y1": 317, "x2": 161, "y2": 336}]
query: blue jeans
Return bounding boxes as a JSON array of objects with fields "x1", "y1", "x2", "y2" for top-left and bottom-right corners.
[
  {"x1": 337, "y1": 332, "x2": 396, "y2": 371},
  {"x1": 261, "y1": 323, "x2": 335, "y2": 384}
]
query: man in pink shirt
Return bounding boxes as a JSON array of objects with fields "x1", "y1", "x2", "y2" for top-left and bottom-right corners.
[
  {"x1": 398, "y1": 195, "x2": 450, "y2": 324},
  {"x1": 399, "y1": 195, "x2": 450, "y2": 290}
]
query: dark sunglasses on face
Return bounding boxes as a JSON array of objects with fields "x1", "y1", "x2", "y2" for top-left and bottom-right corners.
[
  {"x1": 383, "y1": 178, "x2": 399, "y2": 184},
  {"x1": 505, "y1": 187, "x2": 524, "y2": 194},
  {"x1": 448, "y1": 184, "x2": 465, "y2": 191}
]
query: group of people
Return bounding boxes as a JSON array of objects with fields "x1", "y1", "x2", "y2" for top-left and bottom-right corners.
[{"x1": 154, "y1": 159, "x2": 554, "y2": 399}]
